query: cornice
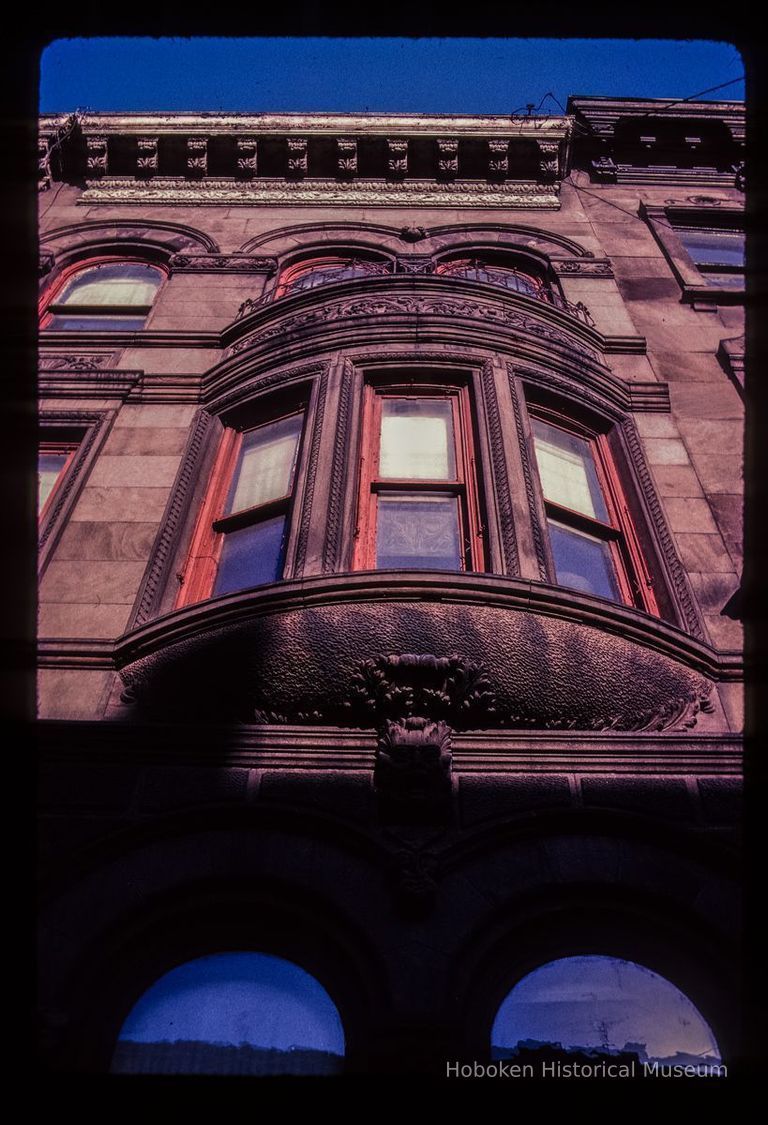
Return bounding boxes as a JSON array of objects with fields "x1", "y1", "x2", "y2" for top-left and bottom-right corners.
[
  {"x1": 37, "y1": 719, "x2": 741, "y2": 775},
  {"x1": 60, "y1": 111, "x2": 572, "y2": 138},
  {"x1": 78, "y1": 178, "x2": 561, "y2": 209},
  {"x1": 38, "y1": 368, "x2": 143, "y2": 400}
]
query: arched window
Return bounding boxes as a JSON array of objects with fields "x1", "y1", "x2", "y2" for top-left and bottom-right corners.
[
  {"x1": 111, "y1": 952, "x2": 345, "y2": 1076},
  {"x1": 42, "y1": 260, "x2": 164, "y2": 330},
  {"x1": 434, "y1": 256, "x2": 546, "y2": 299},
  {"x1": 491, "y1": 956, "x2": 722, "y2": 1071},
  {"x1": 275, "y1": 255, "x2": 392, "y2": 299}
]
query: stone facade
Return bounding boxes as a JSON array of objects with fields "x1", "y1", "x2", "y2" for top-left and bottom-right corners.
[{"x1": 37, "y1": 99, "x2": 744, "y2": 1075}]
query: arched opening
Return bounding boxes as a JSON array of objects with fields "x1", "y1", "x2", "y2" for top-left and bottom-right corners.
[
  {"x1": 110, "y1": 951, "x2": 345, "y2": 1076},
  {"x1": 274, "y1": 253, "x2": 392, "y2": 298},
  {"x1": 42, "y1": 259, "x2": 165, "y2": 331},
  {"x1": 491, "y1": 955, "x2": 722, "y2": 1069}
]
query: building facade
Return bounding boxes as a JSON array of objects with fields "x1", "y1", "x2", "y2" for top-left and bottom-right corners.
[{"x1": 37, "y1": 98, "x2": 744, "y2": 1075}]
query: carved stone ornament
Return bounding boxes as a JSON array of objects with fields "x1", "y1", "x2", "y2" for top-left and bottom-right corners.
[
  {"x1": 344, "y1": 653, "x2": 497, "y2": 728},
  {"x1": 488, "y1": 138, "x2": 509, "y2": 178},
  {"x1": 337, "y1": 137, "x2": 358, "y2": 176},
  {"x1": 437, "y1": 138, "x2": 459, "y2": 178},
  {"x1": 287, "y1": 137, "x2": 308, "y2": 176},
  {"x1": 79, "y1": 177, "x2": 561, "y2": 209},
  {"x1": 169, "y1": 253, "x2": 277, "y2": 274},
  {"x1": 550, "y1": 259, "x2": 614, "y2": 277},
  {"x1": 591, "y1": 154, "x2": 618, "y2": 181},
  {"x1": 39, "y1": 353, "x2": 114, "y2": 371},
  {"x1": 538, "y1": 140, "x2": 560, "y2": 182},
  {"x1": 375, "y1": 718, "x2": 453, "y2": 821},
  {"x1": 86, "y1": 135, "x2": 108, "y2": 176},
  {"x1": 187, "y1": 137, "x2": 207, "y2": 176},
  {"x1": 386, "y1": 138, "x2": 408, "y2": 177},
  {"x1": 399, "y1": 224, "x2": 427, "y2": 243},
  {"x1": 38, "y1": 138, "x2": 52, "y2": 190},
  {"x1": 396, "y1": 254, "x2": 434, "y2": 273},
  {"x1": 136, "y1": 137, "x2": 159, "y2": 173},
  {"x1": 236, "y1": 137, "x2": 258, "y2": 175},
  {"x1": 230, "y1": 293, "x2": 594, "y2": 359}
]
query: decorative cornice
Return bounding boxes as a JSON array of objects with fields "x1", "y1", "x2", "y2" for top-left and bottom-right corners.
[
  {"x1": 131, "y1": 410, "x2": 214, "y2": 628},
  {"x1": 168, "y1": 253, "x2": 277, "y2": 274},
  {"x1": 38, "y1": 368, "x2": 143, "y2": 400},
  {"x1": 621, "y1": 417, "x2": 705, "y2": 639},
  {"x1": 627, "y1": 383, "x2": 671, "y2": 413},
  {"x1": 481, "y1": 362, "x2": 519, "y2": 575},
  {"x1": 78, "y1": 177, "x2": 561, "y2": 209},
  {"x1": 322, "y1": 362, "x2": 355, "y2": 575},
  {"x1": 230, "y1": 290, "x2": 597, "y2": 360}
]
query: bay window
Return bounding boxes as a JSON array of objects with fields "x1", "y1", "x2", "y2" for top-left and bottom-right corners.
[
  {"x1": 530, "y1": 413, "x2": 659, "y2": 614},
  {"x1": 177, "y1": 410, "x2": 305, "y2": 605},
  {"x1": 353, "y1": 380, "x2": 485, "y2": 572}
]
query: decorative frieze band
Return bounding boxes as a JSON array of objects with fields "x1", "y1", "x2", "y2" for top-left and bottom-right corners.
[
  {"x1": 168, "y1": 253, "x2": 277, "y2": 274},
  {"x1": 79, "y1": 177, "x2": 560, "y2": 209},
  {"x1": 550, "y1": 258, "x2": 614, "y2": 277}
]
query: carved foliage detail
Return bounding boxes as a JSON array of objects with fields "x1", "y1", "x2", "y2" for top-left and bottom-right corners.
[
  {"x1": 344, "y1": 653, "x2": 497, "y2": 728},
  {"x1": 86, "y1": 135, "x2": 108, "y2": 175},
  {"x1": 337, "y1": 137, "x2": 357, "y2": 176},
  {"x1": 287, "y1": 138, "x2": 308, "y2": 176},
  {"x1": 386, "y1": 138, "x2": 408, "y2": 177},
  {"x1": 236, "y1": 138, "x2": 258, "y2": 175},
  {"x1": 169, "y1": 253, "x2": 277, "y2": 274},
  {"x1": 322, "y1": 362, "x2": 354, "y2": 574},
  {"x1": 376, "y1": 718, "x2": 452, "y2": 814},
  {"x1": 187, "y1": 137, "x2": 207, "y2": 175},
  {"x1": 437, "y1": 138, "x2": 459, "y2": 178},
  {"x1": 293, "y1": 368, "x2": 328, "y2": 575}
]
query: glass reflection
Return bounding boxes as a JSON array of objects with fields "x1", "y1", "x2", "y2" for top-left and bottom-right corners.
[
  {"x1": 376, "y1": 492, "x2": 462, "y2": 569},
  {"x1": 227, "y1": 415, "x2": 303, "y2": 514},
  {"x1": 213, "y1": 515, "x2": 287, "y2": 595},
  {"x1": 548, "y1": 520, "x2": 620, "y2": 601},
  {"x1": 532, "y1": 419, "x2": 609, "y2": 522},
  {"x1": 379, "y1": 399, "x2": 456, "y2": 480}
]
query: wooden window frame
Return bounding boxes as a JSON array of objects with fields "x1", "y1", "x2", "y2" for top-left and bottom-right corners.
[
  {"x1": 352, "y1": 377, "x2": 486, "y2": 574},
  {"x1": 176, "y1": 409, "x2": 306, "y2": 607},
  {"x1": 531, "y1": 407, "x2": 660, "y2": 616},
  {"x1": 642, "y1": 201, "x2": 744, "y2": 307},
  {"x1": 38, "y1": 441, "x2": 77, "y2": 522},
  {"x1": 40, "y1": 256, "x2": 167, "y2": 330}
]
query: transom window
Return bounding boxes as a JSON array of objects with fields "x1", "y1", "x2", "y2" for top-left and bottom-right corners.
[
  {"x1": 531, "y1": 414, "x2": 658, "y2": 613},
  {"x1": 275, "y1": 256, "x2": 392, "y2": 299},
  {"x1": 353, "y1": 381, "x2": 485, "y2": 573},
  {"x1": 42, "y1": 260, "x2": 164, "y2": 330},
  {"x1": 178, "y1": 411, "x2": 305, "y2": 605},
  {"x1": 435, "y1": 257, "x2": 544, "y2": 299}
]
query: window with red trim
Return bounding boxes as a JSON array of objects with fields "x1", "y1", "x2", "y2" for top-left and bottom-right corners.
[
  {"x1": 353, "y1": 379, "x2": 485, "y2": 573},
  {"x1": 434, "y1": 257, "x2": 545, "y2": 299},
  {"x1": 41, "y1": 260, "x2": 164, "y2": 331},
  {"x1": 530, "y1": 412, "x2": 659, "y2": 614},
  {"x1": 177, "y1": 410, "x2": 305, "y2": 605},
  {"x1": 38, "y1": 441, "x2": 77, "y2": 519},
  {"x1": 274, "y1": 255, "x2": 392, "y2": 299}
]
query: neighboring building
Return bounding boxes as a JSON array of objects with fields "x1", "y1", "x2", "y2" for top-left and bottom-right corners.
[{"x1": 37, "y1": 97, "x2": 744, "y2": 1075}]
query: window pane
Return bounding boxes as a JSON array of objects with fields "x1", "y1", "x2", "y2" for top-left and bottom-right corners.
[
  {"x1": 38, "y1": 453, "x2": 68, "y2": 511},
  {"x1": 548, "y1": 520, "x2": 620, "y2": 601},
  {"x1": 227, "y1": 415, "x2": 303, "y2": 514},
  {"x1": 213, "y1": 515, "x2": 287, "y2": 596},
  {"x1": 379, "y1": 399, "x2": 456, "y2": 480},
  {"x1": 59, "y1": 263, "x2": 162, "y2": 306},
  {"x1": 46, "y1": 314, "x2": 148, "y2": 331},
  {"x1": 678, "y1": 229, "x2": 744, "y2": 268},
  {"x1": 532, "y1": 419, "x2": 609, "y2": 522},
  {"x1": 376, "y1": 492, "x2": 462, "y2": 570},
  {"x1": 700, "y1": 271, "x2": 745, "y2": 289}
]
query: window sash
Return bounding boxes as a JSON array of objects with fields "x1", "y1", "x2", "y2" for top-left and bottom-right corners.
[
  {"x1": 354, "y1": 383, "x2": 484, "y2": 573},
  {"x1": 38, "y1": 443, "x2": 77, "y2": 518},
  {"x1": 531, "y1": 414, "x2": 657, "y2": 613}
]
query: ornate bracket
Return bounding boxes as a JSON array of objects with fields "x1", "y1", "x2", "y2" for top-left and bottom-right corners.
[
  {"x1": 337, "y1": 137, "x2": 358, "y2": 177},
  {"x1": 386, "y1": 138, "x2": 408, "y2": 179},
  {"x1": 136, "y1": 137, "x2": 159, "y2": 175},
  {"x1": 86, "y1": 135, "x2": 108, "y2": 177},
  {"x1": 287, "y1": 137, "x2": 308, "y2": 178},
  {"x1": 187, "y1": 137, "x2": 207, "y2": 177},
  {"x1": 437, "y1": 138, "x2": 459, "y2": 179},
  {"x1": 537, "y1": 140, "x2": 560, "y2": 183},
  {"x1": 236, "y1": 137, "x2": 258, "y2": 177},
  {"x1": 488, "y1": 138, "x2": 509, "y2": 179}
]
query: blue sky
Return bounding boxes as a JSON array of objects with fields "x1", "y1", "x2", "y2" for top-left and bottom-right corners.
[{"x1": 40, "y1": 38, "x2": 745, "y2": 115}]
